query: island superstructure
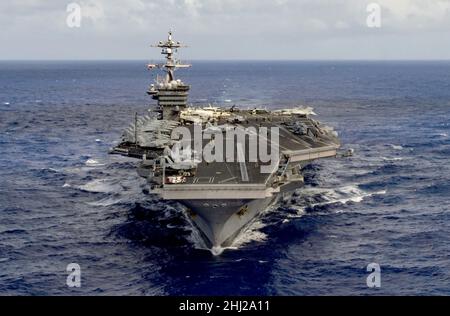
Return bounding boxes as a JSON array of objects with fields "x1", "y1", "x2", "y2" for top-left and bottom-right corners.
[{"x1": 111, "y1": 31, "x2": 340, "y2": 253}]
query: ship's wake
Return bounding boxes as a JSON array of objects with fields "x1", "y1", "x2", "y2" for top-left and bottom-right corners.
[
  {"x1": 197, "y1": 184, "x2": 386, "y2": 254},
  {"x1": 65, "y1": 156, "x2": 385, "y2": 255},
  {"x1": 95, "y1": 181, "x2": 384, "y2": 255},
  {"x1": 286, "y1": 184, "x2": 386, "y2": 215}
]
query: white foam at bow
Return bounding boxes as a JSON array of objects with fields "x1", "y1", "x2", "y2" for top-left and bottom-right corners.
[
  {"x1": 85, "y1": 159, "x2": 104, "y2": 166},
  {"x1": 77, "y1": 179, "x2": 122, "y2": 193},
  {"x1": 390, "y1": 144, "x2": 403, "y2": 150}
]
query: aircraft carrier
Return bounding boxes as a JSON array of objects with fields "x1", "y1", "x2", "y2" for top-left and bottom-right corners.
[{"x1": 111, "y1": 32, "x2": 340, "y2": 254}]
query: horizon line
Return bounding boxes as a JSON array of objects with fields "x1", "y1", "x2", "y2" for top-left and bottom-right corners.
[{"x1": 1, "y1": 58, "x2": 450, "y2": 62}]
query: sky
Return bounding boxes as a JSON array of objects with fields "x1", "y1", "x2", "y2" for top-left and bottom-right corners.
[{"x1": 1, "y1": 0, "x2": 450, "y2": 60}]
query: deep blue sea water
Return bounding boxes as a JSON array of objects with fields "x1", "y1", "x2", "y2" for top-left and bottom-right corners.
[{"x1": 0, "y1": 61, "x2": 449, "y2": 295}]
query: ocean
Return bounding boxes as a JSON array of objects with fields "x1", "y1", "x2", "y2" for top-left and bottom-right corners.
[{"x1": 0, "y1": 60, "x2": 449, "y2": 295}]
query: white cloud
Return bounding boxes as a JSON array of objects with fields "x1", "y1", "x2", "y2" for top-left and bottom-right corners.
[
  {"x1": 1, "y1": 0, "x2": 450, "y2": 59},
  {"x1": 81, "y1": 2, "x2": 105, "y2": 22}
]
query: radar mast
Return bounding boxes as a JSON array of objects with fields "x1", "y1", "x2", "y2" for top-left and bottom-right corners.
[
  {"x1": 148, "y1": 31, "x2": 191, "y2": 83},
  {"x1": 147, "y1": 31, "x2": 191, "y2": 120}
]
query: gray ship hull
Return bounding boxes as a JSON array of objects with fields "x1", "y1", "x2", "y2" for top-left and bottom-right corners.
[
  {"x1": 181, "y1": 196, "x2": 277, "y2": 251},
  {"x1": 180, "y1": 180, "x2": 304, "y2": 251}
]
